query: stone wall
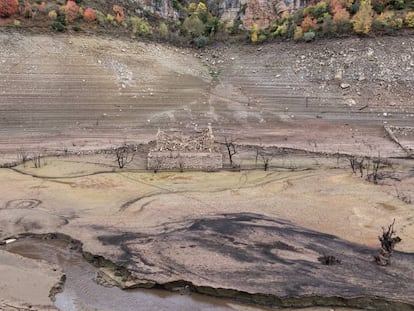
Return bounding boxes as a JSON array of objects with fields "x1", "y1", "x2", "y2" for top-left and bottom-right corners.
[{"x1": 147, "y1": 151, "x2": 223, "y2": 171}]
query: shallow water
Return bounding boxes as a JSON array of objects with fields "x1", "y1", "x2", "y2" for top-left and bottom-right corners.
[{"x1": 5, "y1": 237, "x2": 269, "y2": 311}]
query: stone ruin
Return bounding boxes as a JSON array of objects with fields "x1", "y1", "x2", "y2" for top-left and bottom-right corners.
[{"x1": 147, "y1": 125, "x2": 223, "y2": 171}]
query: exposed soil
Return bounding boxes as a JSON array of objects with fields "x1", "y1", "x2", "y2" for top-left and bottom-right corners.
[
  {"x1": 1, "y1": 32, "x2": 413, "y2": 165},
  {"x1": 1, "y1": 31, "x2": 414, "y2": 310}
]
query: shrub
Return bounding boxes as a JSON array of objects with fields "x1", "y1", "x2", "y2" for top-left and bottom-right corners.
[
  {"x1": 193, "y1": 35, "x2": 208, "y2": 47},
  {"x1": 183, "y1": 14, "x2": 205, "y2": 37},
  {"x1": 51, "y1": 21, "x2": 66, "y2": 31},
  {"x1": 83, "y1": 8, "x2": 95, "y2": 22},
  {"x1": 294, "y1": 26, "x2": 303, "y2": 40},
  {"x1": 130, "y1": 17, "x2": 152, "y2": 36},
  {"x1": 320, "y1": 12, "x2": 336, "y2": 36},
  {"x1": 372, "y1": 0, "x2": 390, "y2": 13},
  {"x1": 196, "y1": 2, "x2": 208, "y2": 22},
  {"x1": 352, "y1": 0, "x2": 374, "y2": 34},
  {"x1": 258, "y1": 33, "x2": 267, "y2": 42},
  {"x1": 205, "y1": 16, "x2": 219, "y2": 35},
  {"x1": 13, "y1": 19, "x2": 20, "y2": 26},
  {"x1": 350, "y1": 1, "x2": 360, "y2": 14},
  {"x1": 331, "y1": 0, "x2": 351, "y2": 22},
  {"x1": 373, "y1": 11, "x2": 403, "y2": 31},
  {"x1": 94, "y1": 9, "x2": 105, "y2": 25},
  {"x1": 72, "y1": 25, "x2": 81, "y2": 31},
  {"x1": 273, "y1": 21, "x2": 289, "y2": 37},
  {"x1": 250, "y1": 22, "x2": 258, "y2": 42},
  {"x1": 106, "y1": 13, "x2": 115, "y2": 23},
  {"x1": 48, "y1": 9, "x2": 57, "y2": 20},
  {"x1": 64, "y1": 0, "x2": 79, "y2": 21},
  {"x1": 301, "y1": 16, "x2": 318, "y2": 32},
  {"x1": 159, "y1": 21, "x2": 169, "y2": 37},
  {"x1": 391, "y1": 0, "x2": 405, "y2": 9},
  {"x1": 405, "y1": 11, "x2": 414, "y2": 27},
  {"x1": 303, "y1": 31, "x2": 316, "y2": 41},
  {"x1": 0, "y1": 0, "x2": 19, "y2": 18},
  {"x1": 113, "y1": 5, "x2": 124, "y2": 23}
]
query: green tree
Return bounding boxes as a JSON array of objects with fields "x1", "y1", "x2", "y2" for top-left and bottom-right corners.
[
  {"x1": 183, "y1": 14, "x2": 205, "y2": 37},
  {"x1": 352, "y1": 0, "x2": 374, "y2": 34}
]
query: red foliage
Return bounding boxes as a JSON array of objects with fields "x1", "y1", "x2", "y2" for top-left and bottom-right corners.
[
  {"x1": 113, "y1": 5, "x2": 124, "y2": 23},
  {"x1": 301, "y1": 16, "x2": 317, "y2": 32},
  {"x1": 83, "y1": 8, "x2": 95, "y2": 22},
  {"x1": 0, "y1": 0, "x2": 19, "y2": 18},
  {"x1": 64, "y1": 0, "x2": 79, "y2": 21}
]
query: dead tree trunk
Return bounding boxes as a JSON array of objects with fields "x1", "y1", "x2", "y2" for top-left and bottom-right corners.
[
  {"x1": 224, "y1": 136, "x2": 237, "y2": 168},
  {"x1": 115, "y1": 145, "x2": 134, "y2": 169},
  {"x1": 374, "y1": 220, "x2": 401, "y2": 266}
]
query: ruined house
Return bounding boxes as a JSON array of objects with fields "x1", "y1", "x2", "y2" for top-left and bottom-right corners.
[{"x1": 147, "y1": 125, "x2": 223, "y2": 171}]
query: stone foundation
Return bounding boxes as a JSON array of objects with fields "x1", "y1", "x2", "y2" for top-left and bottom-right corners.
[{"x1": 147, "y1": 152, "x2": 223, "y2": 171}]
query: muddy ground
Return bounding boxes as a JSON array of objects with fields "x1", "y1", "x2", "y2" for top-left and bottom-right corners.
[{"x1": 0, "y1": 31, "x2": 414, "y2": 310}]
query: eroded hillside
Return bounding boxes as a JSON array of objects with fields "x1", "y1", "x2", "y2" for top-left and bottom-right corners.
[{"x1": 0, "y1": 32, "x2": 413, "y2": 163}]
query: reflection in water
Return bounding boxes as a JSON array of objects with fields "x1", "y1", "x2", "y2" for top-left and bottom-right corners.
[{"x1": 5, "y1": 238, "x2": 266, "y2": 311}]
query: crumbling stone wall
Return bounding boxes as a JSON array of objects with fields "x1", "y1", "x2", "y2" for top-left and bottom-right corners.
[{"x1": 147, "y1": 125, "x2": 223, "y2": 171}]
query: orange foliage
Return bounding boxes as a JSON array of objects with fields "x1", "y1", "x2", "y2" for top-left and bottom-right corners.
[
  {"x1": 301, "y1": 16, "x2": 317, "y2": 32},
  {"x1": 113, "y1": 5, "x2": 124, "y2": 23},
  {"x1": 330, "y1": 0, "x2": 350, "y2": 21},
  {"x1": 83, "y1": 8, "x2": 95, "y2": 22},
  {"x1": 0, "y1": 0, "x2": 19, "y2": 18},
  {"x1": 64, "y1": 0, "x2": 79, "y2": 21}
]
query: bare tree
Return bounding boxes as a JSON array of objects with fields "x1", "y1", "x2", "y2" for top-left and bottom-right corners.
[
  {"x1": 114, "y1": 144, "x2": 134, "y2": 169},
  {"x1": 348, "y1": 156, "x2": 365, "y2": 177},
  {"x1": 224, "y1": 136, "x2": 238, "y2": 168},
  {"x1": 32, "y1": 153, "x2": 41, "y2": 168},
  {"x1": 256, "y1": 147, "x2": 273, "y2": 171},
  {"x1": 374, "y1": 220, "x2": 401, "y2": 266},
  {"x1": 17, "y1": 149, "x2": 28, "y2": 165}
]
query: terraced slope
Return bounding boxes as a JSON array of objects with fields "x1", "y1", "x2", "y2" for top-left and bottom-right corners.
[{"x1": 0, "y1": 32, "x2": 413, "y2": 161}]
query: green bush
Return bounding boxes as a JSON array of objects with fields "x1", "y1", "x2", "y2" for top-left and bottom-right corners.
[
  {"x1": 320, "y1": 12, "x2": 336, "y2": 36},
  {"x1": 350, "y1": 1, "x2": 361, "y2": 14},
  {"x1": 72, "y1": 25, "x2": 81, "y2": 31},
  {"x1": 391, "y1": 0, "x2": 405, "y2": 9},
  {"x1": 273, "y1": 21, "x2": 289, "y2": 37},
  {"x1": 205, "y1": 16, "x2": 219, "y2": 35},
  {"x1": 130, "y1": 17, "x2": 152, "y2": 36},
  {"x1": 158, "y1": 22, "x2": 169, "y2": 38},
  {"x1": 258, "y1": 33, "x2": 267, "y2": 42},
  {"x1": 303, "y1": 31, "x2": 316, "y2": 41},
  {"x1": 304, "y1": 1, "x2": 328, "y2": 19},
  {"x1": 193, "y1": 35, "x2": 208, "y2": 48},
  {"x1": 51, "y1": 21, "x2": 66, "y2": 32},
  {"x1": 94, "y1": 10, "x2": 105, "y2": 26},
  {"x1": 183, "y1": 14, "x2": 205, "y2": 37},
  {"x1": 405, "y1": 11, "x2": 414, "y2": 27}
]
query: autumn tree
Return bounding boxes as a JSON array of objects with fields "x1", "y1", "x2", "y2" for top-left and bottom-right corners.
[
  {"x1": 352, "y1": 0, "x2": 374, "y2": 34},
  {"x1": 301, "y1": 16, "x2": 318, "y2": 32},
  {"x1": 113, "y1": 5, "x2": 124, "y2": 24},
  {"x1": 63, "y1": 0, "x2": 79, "y2": 22},
  {"x1": 331, "y1": 0, "x2": 350, "y2": 22},
  {"x1": 0, "y1": 0, "x2": 19, "y2": 18},
  {"x1": 83, "y1": 8, "x2": 95, "y2": 22}
]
